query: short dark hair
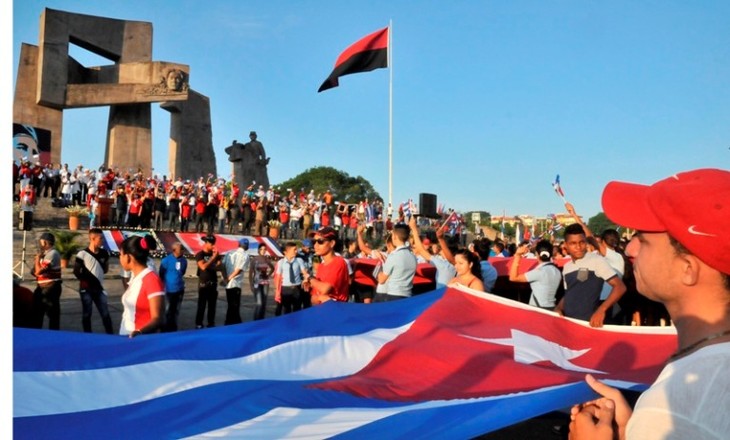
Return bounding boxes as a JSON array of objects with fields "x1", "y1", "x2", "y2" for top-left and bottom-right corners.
[
  {"x1": 392, "y1": 223, "x2": 410, "y2": 243},
  {"x1": 563, "y1": 223, "x2": 585, "y2": 239},
  {"x1": 89, "y1": 228, "x2": 103, "y2": 236},
  {"x1": 474, "y1": 239, "x2": 492, "y2": 260},
  {"x1": 601, "y1": 229, "x2": 620, "y2": 248}
]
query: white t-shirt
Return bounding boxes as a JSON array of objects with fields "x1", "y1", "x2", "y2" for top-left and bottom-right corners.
[
  {"x1": 119, "y1": 268, "x2": 164, "y2": 336},
  {"x1": 524, "y1": 262, "x2": 562, "y2": 308},
  {"x1": 223, "y1": 248, "x2": 250, "y2": 289},
  {"x1": 627, "y1": 342, "x2": 730, "y2": 439},
  {"x1": 600, "y1": 247, "x2": 625, "y2": 300}
]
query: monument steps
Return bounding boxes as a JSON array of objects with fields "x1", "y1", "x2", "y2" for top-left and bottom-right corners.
[{"x1": 15, "y1": 196, "x2": 90, "y2": 232}]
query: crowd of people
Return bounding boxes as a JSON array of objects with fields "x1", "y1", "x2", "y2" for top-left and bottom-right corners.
[
  {"x1": 14, "y1": 161, "x2": 403, "y2": 241},
  {"x1": 15, "y1": 167, "x2": 730, "y2": 439},
  {"x1": 18, "y1": 200, "x2": 659, "y2": 332},
  {"x1": 15, "y1": 161, "x2": 673, "y2": 331}
]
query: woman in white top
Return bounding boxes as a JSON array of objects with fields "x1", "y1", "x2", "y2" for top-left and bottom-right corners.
[
  {"x1": 509, "y1": 239, "x2": 562, "y2": 310},
  {"x1": 119, "y1": 235, "x2": 164, "y2": 337}
]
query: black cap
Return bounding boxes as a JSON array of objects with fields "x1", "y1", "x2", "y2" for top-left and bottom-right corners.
[
  {"x1": 201, "y1": 235, "x2": 216, "y2": 244},
  {"x1": 39, "y1": 232, "x2": 55, "y2": 245}
]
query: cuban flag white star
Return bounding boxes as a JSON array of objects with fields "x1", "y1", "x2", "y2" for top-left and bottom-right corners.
[{"x1": 461, "y1": 329, "x2": 607, "y2": 374}]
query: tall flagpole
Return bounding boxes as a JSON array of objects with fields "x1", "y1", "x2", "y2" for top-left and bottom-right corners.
[{"x1": 388, "y1": 20, "x2": 393, "y2": 215}]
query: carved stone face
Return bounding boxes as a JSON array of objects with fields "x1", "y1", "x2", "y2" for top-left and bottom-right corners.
[{"x1": 166, "y1": 69, "x2": 184, "y2": 91}]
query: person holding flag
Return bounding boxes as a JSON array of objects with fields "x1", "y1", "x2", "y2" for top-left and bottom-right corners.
[
  {"x1": 374, "y1": 222, "x2": 417, "y2": 302},
  {"x1": 408, "y1": 216, "x2": 456, "y2": 288},
  {"x1": 118, "y1": 235, "x2": 164, "y2": 337},
  {"x1": 303, "y1": 227, "x2": 350, "y2": 304},
  {"x1": 570, "y1": 169, "x2": 730, "y2": 439},
  {"x1": 509, "y1": 240, "x2": 562, "y2": 310}
]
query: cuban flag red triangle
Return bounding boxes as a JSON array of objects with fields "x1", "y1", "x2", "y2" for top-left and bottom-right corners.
[{"x1": 314, "y1": 288, "x2": 676, "y2": 401}]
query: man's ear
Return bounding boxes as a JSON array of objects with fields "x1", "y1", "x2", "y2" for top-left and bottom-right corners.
[{"x1": 677, "y1": 253, "x2": 701, "y2": 287}]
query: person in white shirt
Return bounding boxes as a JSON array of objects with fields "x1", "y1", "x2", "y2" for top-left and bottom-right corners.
[
  {"x1": 570, "y1": 169, "x2": 730, "y2": 440},
  {"x1": 221, "y1": 238, "x2": 251, "y2": 325},
  {"x1": 509, "y1": 239, "x2": 562, "y2": 310}
]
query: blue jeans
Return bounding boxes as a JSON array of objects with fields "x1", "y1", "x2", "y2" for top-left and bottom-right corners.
[
  {"x1": 253, "y1": 284, "x2": 269, "y2": 321},
  {"x1": 289, "y1": 220, "x2": 299, "y2": 239},
  {"x1": 80, "y1": 288, "x2": 114, "y2": 334}
]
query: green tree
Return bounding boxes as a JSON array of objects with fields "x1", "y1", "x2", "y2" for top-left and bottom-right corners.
[
  {"x1": 464, "y1": 211, "x2": 491, "y2": 230},
  {"x1": 276, "y1": 166, "x2": 381, "y2": 204},
  {"x1": 502, "y1": 223, "x2": 516, "y2": 240},
  {"x1": 587, "y1": 212, "x2": 618, "y2": 235}
]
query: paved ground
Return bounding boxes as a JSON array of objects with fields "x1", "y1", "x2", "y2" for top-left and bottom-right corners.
[
  {"x1": 13, "y1": 230, "x2": 278, "y2": 332},
  {"x1": 12, "y1": 228, "x2": 571, "y2": 439}
]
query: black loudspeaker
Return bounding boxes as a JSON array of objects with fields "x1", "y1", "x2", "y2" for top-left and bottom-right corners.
[
  {"x1": 419, "y1": 193, "x2": 438, "y2": 218},
  {"x1": 18, "y1": 211, "x2": 33, "y2": 231}
]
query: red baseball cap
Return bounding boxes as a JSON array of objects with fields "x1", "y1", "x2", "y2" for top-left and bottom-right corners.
[{"x1": 601, "y1": 168, "x2": 730, "y2": 274}]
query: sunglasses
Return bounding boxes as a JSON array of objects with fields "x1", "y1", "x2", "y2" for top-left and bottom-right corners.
[{"x1": 313, "y1": 238, "x2": 330, "y2": 245}]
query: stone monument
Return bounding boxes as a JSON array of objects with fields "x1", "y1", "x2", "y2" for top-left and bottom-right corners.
[
  {"x1": 13, "y1": 8, "x2": 216, "y2": 180},
  {"x1": 225, "y1": 131, "x2": 270, "y2": 190}
]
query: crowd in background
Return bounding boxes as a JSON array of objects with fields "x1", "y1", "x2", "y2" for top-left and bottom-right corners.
[
  {"x1": 13, "y1": 161, "x2": 405, "y2": 242},
  {"x1": 15, "y1": 161, "x2": 671, "y2": 332}
]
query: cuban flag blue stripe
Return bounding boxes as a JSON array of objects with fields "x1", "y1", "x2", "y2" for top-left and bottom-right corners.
[
  {"x1": 14, "y1": 290, "x2": 444, "y2": 372},
  {"x1": 15, "y1": 286, "x2": 674, "y2": 439},
  {"x1": 15, "y1": 376, "x2": 596, "y2": 439}
]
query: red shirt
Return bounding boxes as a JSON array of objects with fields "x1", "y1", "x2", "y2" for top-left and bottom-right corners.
[
  {"x1": 313, "y1": 256, "x2": 349, "y2": 302},
  {"x1": 129, "y1": 199, "x2": 142, "y2": 215},
  {"x1": 19, "y1": 165, "x2": 31, "y2": 179},
  {"x1": 195, "y1": 199, "x2": 206, "y2": 214},
  {"x1": 120, "y1": 269, "x2": 164, "y2": 335},
  {"x1": 21, "y1": 187, "x2": 36, "y2": 206}
]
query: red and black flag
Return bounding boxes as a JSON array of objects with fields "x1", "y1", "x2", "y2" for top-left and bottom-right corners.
[{"x1": 318, "y1": 27, "x2": 389, "y2": 93}]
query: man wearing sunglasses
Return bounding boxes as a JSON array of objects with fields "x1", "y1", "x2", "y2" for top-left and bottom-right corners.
[{"x1": 303, "y1": 227, "x2": 349, "y2": 305}]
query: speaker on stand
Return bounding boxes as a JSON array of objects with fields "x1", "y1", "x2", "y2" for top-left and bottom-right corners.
[
  {"x1": 18, "y1": 210, "x2": 33, "y2": 231},
  {"x1": 418, "y1": 193, "x2": 438, "y2": 218},
  {"x1": 14, "y1": 210, "x2": 33, "y2": 280}
]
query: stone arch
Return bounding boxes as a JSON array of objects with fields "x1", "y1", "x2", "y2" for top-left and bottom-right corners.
[{"x1": 13, "y1": 8, "x2": 216, "y2": 179}]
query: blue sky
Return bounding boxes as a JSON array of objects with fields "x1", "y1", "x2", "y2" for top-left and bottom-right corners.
[{"x1": 8, "y1": 0, "x2": 730, "y2": 218}]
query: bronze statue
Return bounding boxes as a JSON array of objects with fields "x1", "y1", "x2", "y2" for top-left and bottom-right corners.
[{"x1": 225, "y1": 131, "x2": 270, "y2": 191}]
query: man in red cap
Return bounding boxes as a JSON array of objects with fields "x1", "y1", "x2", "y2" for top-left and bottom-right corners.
[{"x1": 570, "y1": 168, "x2": 730, "y2": 439}]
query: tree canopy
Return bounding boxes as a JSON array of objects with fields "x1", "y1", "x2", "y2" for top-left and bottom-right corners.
[
  {"x1": 275, "y1": 166, "x2": 381, "y2": 204},
  {"x1": 587, "y1": 212, "x2": 619, "y2": 235}
]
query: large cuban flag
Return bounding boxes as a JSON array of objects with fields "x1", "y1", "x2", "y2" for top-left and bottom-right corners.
[{"x1": 14, "y1": 286, "x2": 677, "y2": 439}]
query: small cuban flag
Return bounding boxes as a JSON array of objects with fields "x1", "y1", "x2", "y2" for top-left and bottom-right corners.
[{"x1": 552, "y1": 174, "x2": 567, "y2": 202}]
